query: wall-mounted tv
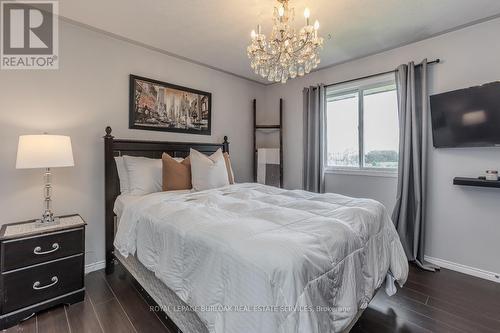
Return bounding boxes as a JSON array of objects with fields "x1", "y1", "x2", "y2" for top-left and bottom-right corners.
[{"x1": 430, "y1": 81, "x2": 500, "y2": 148}]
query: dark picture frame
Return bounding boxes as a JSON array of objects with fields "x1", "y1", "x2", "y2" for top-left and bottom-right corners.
[{"x1": 129, "y1": 75, "x2": 212, "y2": 135}]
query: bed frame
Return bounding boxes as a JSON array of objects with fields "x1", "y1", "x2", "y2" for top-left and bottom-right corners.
[
  {"x1": 103, "y1": 127, "x2": 363, "y2": 332},
  {"x1": 103, "y1": 126, "x2": 229, "y2": 275}
]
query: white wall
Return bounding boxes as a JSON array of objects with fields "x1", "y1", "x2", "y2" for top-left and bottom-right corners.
[
  {"x1": 0, "y1": 20, "x2": 264, "y2": 270},
  {"x1": 262, "y1": 18, "x2": 500, "y2": 276}
]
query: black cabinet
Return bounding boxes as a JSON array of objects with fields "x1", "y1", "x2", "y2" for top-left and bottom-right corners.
[{"x1": 0, "y1": 215, "x2": 86, "y2": 329}]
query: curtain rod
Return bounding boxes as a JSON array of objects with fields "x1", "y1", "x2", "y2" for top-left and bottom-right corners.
[{"x1": 324, "y1": 58, "x2": 440, "y2": 88}]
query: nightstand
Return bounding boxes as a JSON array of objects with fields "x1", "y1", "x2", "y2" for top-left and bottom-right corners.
[{"x1": 0, "y1": 214, "x2": 86, "y2": 329}]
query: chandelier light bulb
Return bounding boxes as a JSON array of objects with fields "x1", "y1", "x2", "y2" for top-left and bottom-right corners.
[
  {"x1": 314, "y1": 20, "x2": 320, "y2": 30},
  {"x1": 304, "y1": 7, "x2": 310, "y2": 19},
  {"x1": 278, "y1": 5, "x2": 285, "y2": 17},
  {"x1": 251, "y1": 30, "x2": 256, "y2": 39}
]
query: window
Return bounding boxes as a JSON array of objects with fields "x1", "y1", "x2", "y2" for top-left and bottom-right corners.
[{"x1": 325, "y1": 74, "x2": 399, "y2": 173}]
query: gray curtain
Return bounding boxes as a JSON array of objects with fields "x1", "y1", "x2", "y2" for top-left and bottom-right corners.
[
  {"x1": 392, "y1": 59, "x2": 438, "y2": 271},
  {"x1": 303, "y1": 85, "x2": 326, "y2": 193}
]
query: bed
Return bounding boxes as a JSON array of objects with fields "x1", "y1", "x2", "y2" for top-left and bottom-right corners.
[{"x1": 103, "y1": 127, "x2": 409, "y2": 333}]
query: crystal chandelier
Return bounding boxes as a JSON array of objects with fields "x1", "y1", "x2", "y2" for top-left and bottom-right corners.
[{"x1": 247, "y1": 0, "x2": 323, "y2": 83}]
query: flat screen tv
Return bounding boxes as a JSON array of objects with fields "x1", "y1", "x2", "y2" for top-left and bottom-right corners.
[{"x1": 430, "y1": 81, "x2": 500, "y2": 148}]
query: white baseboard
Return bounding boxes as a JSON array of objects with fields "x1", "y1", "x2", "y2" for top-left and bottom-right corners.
[
  {"x1": 85, "y1": 260, "x2": 106, "y2": 274},
  {"x1": 424, "y1": 255, "x2": 500, "y2": 283}
]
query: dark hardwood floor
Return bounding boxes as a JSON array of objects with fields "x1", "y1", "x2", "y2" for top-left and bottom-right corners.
[{"x1": 4, "y1": 263, "x2": 500, "y2": 333}]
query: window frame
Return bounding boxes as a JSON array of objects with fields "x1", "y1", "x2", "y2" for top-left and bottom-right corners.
[{"x1": 324, "y1": 74, "x2": 399, "y2": 177}]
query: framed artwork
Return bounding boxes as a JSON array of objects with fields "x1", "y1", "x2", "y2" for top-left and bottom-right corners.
[{"x1": 129, "y1": 75, "x2": 211, "y2": 135}]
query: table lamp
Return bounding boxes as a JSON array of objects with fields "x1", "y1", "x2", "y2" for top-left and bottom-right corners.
[{"x1": 16, "y1": 135, "x2": 74, "y2": 225}]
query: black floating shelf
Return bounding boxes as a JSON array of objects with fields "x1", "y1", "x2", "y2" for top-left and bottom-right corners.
[
  {"x1": 255, "y1": 125, "x2": 281, "y2": 129},
  {"x1": 453, "y1": 177, "x2": 500, "y2": 188}
]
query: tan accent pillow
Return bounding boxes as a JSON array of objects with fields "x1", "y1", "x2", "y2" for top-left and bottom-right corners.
[
  {"x1": 223, "y1": 152, "x2": 235, "y2": 184},
  {"x1": 162, "y1": 153, "x2": 192, "y2": 191}
]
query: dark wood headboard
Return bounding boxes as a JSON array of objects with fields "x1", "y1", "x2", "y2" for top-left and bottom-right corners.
[{"x1": 103, "y1": 126, "x2": 229, "y2": 273}]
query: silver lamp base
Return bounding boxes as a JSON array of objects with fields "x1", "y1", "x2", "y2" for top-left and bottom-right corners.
[
  {"x1": 36, "y1": 214, "x2": 59, "y2": 227},
  {"x1": 35, "y1": 168, "x2": 60, "y2": 227},
  {"x1": 35, "y1": 215, "x2": 60, "y2": 227}
]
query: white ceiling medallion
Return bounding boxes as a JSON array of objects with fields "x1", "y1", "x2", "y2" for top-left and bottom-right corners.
[{"x1": 247, "y1": 0, "x2": 323, "y2": 84}]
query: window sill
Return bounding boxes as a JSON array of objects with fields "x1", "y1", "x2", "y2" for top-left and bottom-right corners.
[{"x1": 324, "y1": 168, "x2": 398, "y2": 178}]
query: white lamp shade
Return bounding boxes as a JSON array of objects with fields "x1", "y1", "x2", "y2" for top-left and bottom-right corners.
[{"x1": 16, "y1": 135, "x2": 74, "y2": 169}]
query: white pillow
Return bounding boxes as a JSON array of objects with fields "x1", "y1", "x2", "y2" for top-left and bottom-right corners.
[
  {"x1": 114, "y1": 157, "x2": 130, "y2": 194},
  {"x1": 190, "y1": 148, "x2": 229, "y2": 191},
  {"x1": 123, "y1": 155, "x2": 162, "y2": 195}
]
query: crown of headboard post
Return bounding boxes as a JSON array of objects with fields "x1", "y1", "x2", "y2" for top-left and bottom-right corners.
[{"x1": 103, "y1": 126, "x2": 229, "y2": 274}]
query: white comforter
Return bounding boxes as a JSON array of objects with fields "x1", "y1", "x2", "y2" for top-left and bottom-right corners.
[{"x1": 115, "y1": 183, "x2": 408, "y2": 333}]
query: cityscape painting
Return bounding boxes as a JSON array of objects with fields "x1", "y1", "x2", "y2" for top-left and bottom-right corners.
[{"x1": 129, "y1": 75, "x2": 211, "y2": 135}]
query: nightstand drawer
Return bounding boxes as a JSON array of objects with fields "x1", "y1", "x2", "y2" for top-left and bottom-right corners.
[
  {"x1": 1, "y1": 228, "x2": 84, "y2": 272},
  {"x1": 2, "y1": 254, "x2": 84, "y2": 313}
]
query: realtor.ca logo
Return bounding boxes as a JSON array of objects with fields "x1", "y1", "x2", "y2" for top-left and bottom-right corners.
[{"x1": 1, "y1": 0, "x2": 58, "y2": 69}]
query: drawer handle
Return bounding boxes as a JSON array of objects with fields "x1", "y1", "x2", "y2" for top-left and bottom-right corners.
[
  {"x1": 33, "y1": 276, "x2": 58, "y2": 290},
  {"x1": 33, "y1": 243, "x2": 59, "y2": 255}
]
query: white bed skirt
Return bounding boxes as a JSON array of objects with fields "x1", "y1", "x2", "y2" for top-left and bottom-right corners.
[
  {"x1": 114, "y1": 252, "x2": 364, "y2": 333},
  {"x1": 116, "y1": 252, "x2": 209, "y2": 333}
]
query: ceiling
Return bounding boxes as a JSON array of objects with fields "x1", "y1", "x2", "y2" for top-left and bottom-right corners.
[{"x1": 58, "y1": 0, "x2": 500, "y2": 84}]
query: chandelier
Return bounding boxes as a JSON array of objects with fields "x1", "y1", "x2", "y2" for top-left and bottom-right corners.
[{"x1": 247, "y1": 0, "x2": 323, "y2": 83}]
